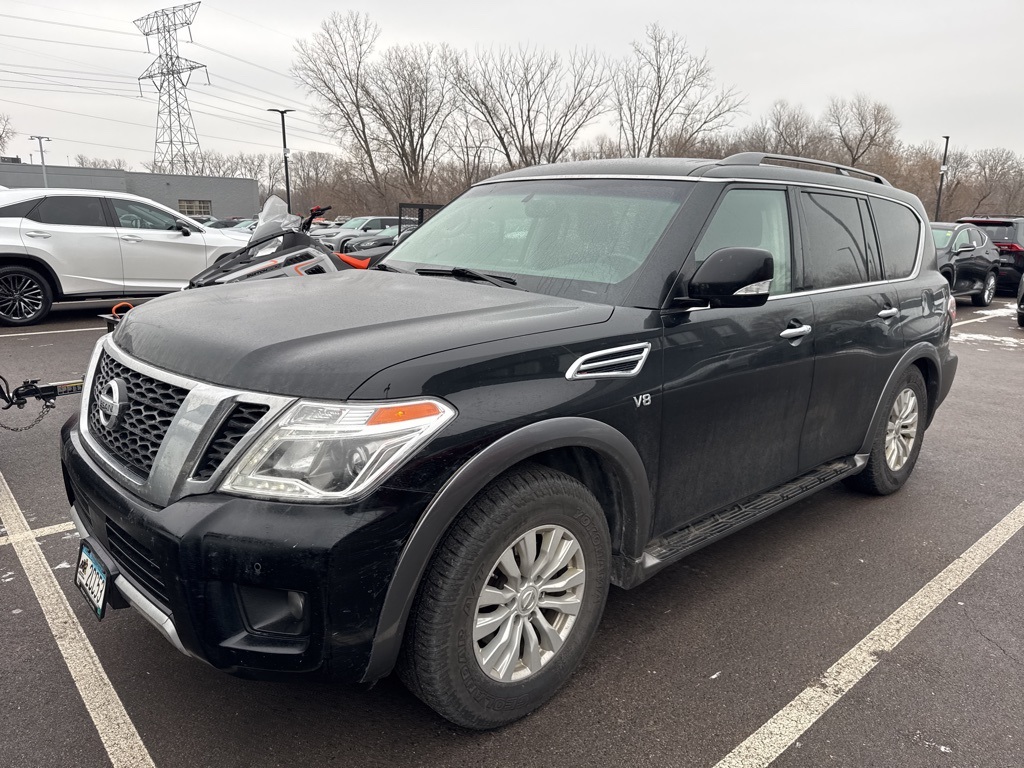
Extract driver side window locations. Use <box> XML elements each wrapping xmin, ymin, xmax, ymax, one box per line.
<box><xmin>693</xmin><ymin>189</ymin><xmax>793</xmax><ymax>295</ymax></box>
<box><xmin>110</xmin><ymin>199</ymin><xmax>178</xmax><ymax>231</ymax></box>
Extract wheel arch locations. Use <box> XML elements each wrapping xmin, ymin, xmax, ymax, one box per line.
<box><xmin>858</xmin><ymin>343</ymin><xmax>942</xmax><ymax>457</ymax></box>
<box><xmin>360</xmin><ymin>416</ymin><xmax>652</xmax><ymax>682</ymax></box>
<box><xmin>0</xmin><ymin>253</ymin><xmax>63</xmax><ymax>299</ymax></box>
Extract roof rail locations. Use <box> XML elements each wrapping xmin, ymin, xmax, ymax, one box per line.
<box><xmin>959</xmin><ymin>213</ymin><xmax>1024</xmax><ymax>220</ymax></box>
<box><xmin>718</xmin><ymin>152</ymin><xmax>891</xmax><ymax>186</ymax></box>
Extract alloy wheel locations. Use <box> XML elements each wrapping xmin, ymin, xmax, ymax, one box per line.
<box><xmin>885</xmin><ymin>388</ymin><xmax>919</xmax><ymax>471</ymax></box>
<box><xmin>984</xmin><ymin>274</ymin><xmax>996</xmax><ymax>304</ymax></box>
<box><xmin>0</xmin><ymin>273</ymin><xmax>44</xmax><ymax>322</ymax></box>
<box><xmin>473</xmin><ymin>524</ymin><xmax>586</xmax><ymax>682</ymax></box>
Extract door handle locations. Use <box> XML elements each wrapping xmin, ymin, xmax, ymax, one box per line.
<box><xmin>24</xmin><ymin>231</ymin><xmax>51</xmax><ymax>239</ymax></box>
<box><xmin>779</xmin><ymin>324</ymin><xmax>812</xmax><ymax>339</ymax></box>
<box><xmin>120</xmin><ymin>235</ymin><xmax>142</xmax><ymax>243</ymax></box>
<box><xmin>877</xmin><ymin>307</ymin><xmax>900</xmax><ymax>319</ymax></box>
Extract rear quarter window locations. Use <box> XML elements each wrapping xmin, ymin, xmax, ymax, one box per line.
<box><xmin>872</xmin><ymin>198</ymin><xmax>920</xmax><ymax>280</ymax></box>
<box><xmin>0</xmin><ymin>199</ymin><xmax>40</xmax><ymax>219</ymax></box>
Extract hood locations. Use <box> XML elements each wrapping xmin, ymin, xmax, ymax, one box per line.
<box><xmin>112</xmin><ymin>270</ymin><xmax>613</xmax><ymax>400</ymax></box>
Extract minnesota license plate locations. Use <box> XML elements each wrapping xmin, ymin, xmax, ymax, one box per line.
<box><xmin>75</xmin><ymin>540</ymin><xmax>110</xmax><ymax>620</ymax></box>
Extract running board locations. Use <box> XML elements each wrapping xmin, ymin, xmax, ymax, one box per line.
<box><xmin>632</xmin><ymin>456</ymin><xmax>865</xmax><ymax>584</ymax></box>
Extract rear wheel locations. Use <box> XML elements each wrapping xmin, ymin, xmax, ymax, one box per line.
<box><xmin>845</xmin><ymin>366</ymin><xmax>927</xmax><ymax>496</ymax></box>
<box><xmin>399</xmin><ymin>465</ymin><xmax>610</xmax><ymax>729</ymax></box>
<box><xmin>0</xmin><ymin>265</ymin><xmax>53</xmax><ymax>326</ymax></box>
<box><xmin>972</xmin><ymin>272</ymin><xmax>996</xmax><ymax>307</ymax></box>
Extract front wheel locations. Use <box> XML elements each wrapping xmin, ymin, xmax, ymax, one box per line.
<box><xmin>845</xmin><ymin>366</ymin><xmax>928</xmax><ymax>496</ymax></box>
<box><xmin>972</xmin><ymin>272</ymin><xmax>997</xmax><ymax>307</ymax></box>
<box><xmin>399</xmin><ymin>465</ymin><xmax>611</xmax><ymax>729</ymax></box>
<box><xmin>0</xmin><ymin>265</ymin><xmax>53</xmax><ymax>326</ymax></box>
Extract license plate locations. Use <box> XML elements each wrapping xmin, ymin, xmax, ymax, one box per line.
<box><xmin>75</xmin><ymin>540</ymin><xmax>110</xmax><ymax>620</ymax></box>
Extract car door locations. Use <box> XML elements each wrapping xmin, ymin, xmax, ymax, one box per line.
<box><xmin>657</xmin><ymin>186</ymin><xmax>815</xmax><ymax>531</ymax></box>
<box><xmin>797</xmin><ymin>191</ymin><xmax>906</xmax><ymax>470</ymax></box>
<box><xmin>20</xmin><ymin>195</ymin><xmax>124</xmax><ymax>296</ymax></box>
<box><xmin>108</xmin><ymin>198</ymin><xmax>210</xmax><ymax>292</ymax></box>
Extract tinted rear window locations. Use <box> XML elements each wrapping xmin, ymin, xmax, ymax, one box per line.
<box><xmin>0</xmin><ymin>199</ymin><xmax>40</xmax><ymax>219</ymax></box>
<box><xmin>27</xmin><ymin>196</ymin><xmax>107</xmax><ymax>227</ymax></box>
<box><xmin>973</xmin><ymin>223</ymin><xmax>1019</xmax><ymax>244</ymax></box>
<box><xmin>872</xmin><ymin>199</ymin><xmax>920</xmax><ymax>279</ymax></box>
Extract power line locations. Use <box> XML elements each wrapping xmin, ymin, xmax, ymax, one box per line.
<box><xmin>0</xmin><ymin>62</ymin><xmax>138</xmax><ymax>79</ymax></box>
<box><xmin>186</xmin><ymin>41</ymin><xmax>293</xmax><ymax>80</ymax></box>
<box><xmin>0</xmin><ymin>13</ymin><xmax>137</xmax><ymax>37</ymax></box>
<box><xmin>205</xmin><ymin>3</ymin><xmax>296</xmax><ymax>41</ymax></box>
<box><xmin>0</xmin><ymin>33</ymin><xmax>146</xmax><ymax>54</ymax></box>
<box><xmin>2</xmin><ymin>42</ymin><xmax>138</xmax><ymax>78</ymax></box>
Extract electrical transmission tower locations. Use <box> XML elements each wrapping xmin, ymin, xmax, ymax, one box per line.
<box><xmin>134</xmin><ymin>3</ymin><xmax>207</xmax><ymax>174</ymax></box>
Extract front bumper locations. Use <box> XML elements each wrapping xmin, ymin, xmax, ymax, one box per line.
<box><xmin>62</xmin><ymin>419</ymin><xmax>431</xmax><ymax>681</ymax></box>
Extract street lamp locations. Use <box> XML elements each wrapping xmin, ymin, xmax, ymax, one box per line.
<box><xmin>267</xmin><ymin>109</ymin><xmax>294</xmax><ymax>212</ymax></box>
<box><xmin>934</xmin><ymin>135</ymin><xmax>950</xmax><ymax>221</ymax></box>
<box><xmin>29</xmin><ymin>135</ymin><xmax>51</xmax><ymax>188</ymax></box>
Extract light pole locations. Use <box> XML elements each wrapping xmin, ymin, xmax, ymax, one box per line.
<box><xmin>934</xmin><ymin>135</ymin><xmax>950</xmax><ymax>221</ymax></box>
<box><xmin>29</xmin><ymin>135</ymin><xmax>51</xmax><ymax>188</ymax></box>
<box><xmin>267</xmin><ymin>109</ymin><xmax>294</xmax><ymax>212</ymax></box>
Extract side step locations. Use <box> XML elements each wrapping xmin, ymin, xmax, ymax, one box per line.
<box><xmin>637</xmin><ymin>456</ymin><xmax>864</xmax><ymax>582</ymax></box>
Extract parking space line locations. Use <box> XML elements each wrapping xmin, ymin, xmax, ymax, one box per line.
<box><xmin>714</xmin><ymin>498</ymin><xmax>1024</xmax><ymax>768</ymax></box>
<box><xmin>0</xmin><ymin>470</ymin><xmax>155</xmax><ymax>768</ymax></box>
<box><xmin>0</xmin><ymin>327</ymin><xmax>106</xmax><ymax>339</ymax></box>
<box><xmin>0</xmin><ymin>520</ymin><xmax>75</xmax><ymax>547</ymax></box>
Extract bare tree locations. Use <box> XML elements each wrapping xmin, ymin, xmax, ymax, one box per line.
<box><xmin>823</xmin><ymin>94</ymin><xmax>900</xmax><ymax>167</ymax></box>
<box><xmin>74</xmin><ymin>154</ymin><xmax>131</xmax><ymax>171</ymax></box>
<box><xmin>0</xmin><ymin>113</ymin><xmax>13</xmax><ymax>154</ymax></box>
<box><xmin>613</xmin><ymin>24</ymin><xmax>742</xmax><ymax>158</ymax></box>
<box><xmin>968</xmin><ymin>147</ymin><xmax>1023</xmax><ymax>214</ymax></box>
<box><xmin>455</xmin><ymin>45</ymin><xmax>610</xmax><ymax>168</ymax></box>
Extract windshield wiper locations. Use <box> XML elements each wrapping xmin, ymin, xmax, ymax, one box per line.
<box><xmin>415</xmin><ymin>267</ymin><xmax>522</xmax><ymax>290</ymax></box>
<box><xmin>375</xmin><ymin>262</ymin><xmax>409</xmax><ymax>273</ymax></box>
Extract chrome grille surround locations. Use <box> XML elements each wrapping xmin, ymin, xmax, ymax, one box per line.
<box><xmin>80</xmin><ymin>336</ymin><xmax>296</xmax><ymax>507</ymax></box>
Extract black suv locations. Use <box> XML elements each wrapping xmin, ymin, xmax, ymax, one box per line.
<box><xmin>931</xmin><ymin>222</ymin><xmax>1001</xmax><ymax>305</ymax></box>
<box><xmin>956</xmin><ymin>215</ymin><xmax>1024</xmax><ymax>291</ymax></box>
<box><xmin>61</xmin><ymin>153</ymin><xmax>957</xmax><ymax>730</ymax></box>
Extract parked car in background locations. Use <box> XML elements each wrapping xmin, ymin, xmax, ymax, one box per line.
<box><xmin>0</xmin><ymin>188</ymin><xmax>250</xmax><ymax>325</ymax></box>
<box><xmin>189</xmin><ymin>215</ymin><xmax>218</xmax><ymax>224</ymax></box>
<box><xmin>343</xmin><ymin>224</ymin><xmax>418</xmax><ymax>253</ymax></box>
<box><xmin>955</xmin><ymin>215</ymin><xmax>1024</xmax><ymax>292</ymax></box>
<box><xmin>319</xmin><ymin>216</ymin><xmax>415</xmax><ymax>252</ymax></box>
<box><xmin>230</xmin><ymin>219</ymin><xmax>258</xmax><ymax>231</ymax></box>
<box><xmin>931</xmin><ymin>222</ymin><xmax>1001</xmax><ymax>306</ymax></box>
<box><xmin>208</xmin><ymin>218</ymin><xmax>245</xmax><ymax>229</ymax></box>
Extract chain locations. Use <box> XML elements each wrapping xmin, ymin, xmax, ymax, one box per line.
<box><xmin>0</xmin><ymin>402</ymin><xmax>54</xmax><ymax>432</ymax></box>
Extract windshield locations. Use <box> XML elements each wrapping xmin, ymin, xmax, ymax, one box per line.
<box><xmin>931</xmin><ymin>228</ymin><xmax>953</xmax><ymax>249</ymax></box>
<box><xmin>341</xmin><ymin>217</ymin><xmax>370</xmax><ymax>230</ymax></box>
<box><xmin>386</xmin><ymin>178</ymin><xmax>692</xmax><ymax>305</ymax></box>
<box><xmin>375</xmin><ymin>226</ymin><xmax>401</xmax><ymax>238</ymax></box>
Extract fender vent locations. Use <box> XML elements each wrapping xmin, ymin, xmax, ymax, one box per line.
<box><xmin>565</xmin><ymin>342</ymin><xmax>652</xmax><ymax>380</ymax></box>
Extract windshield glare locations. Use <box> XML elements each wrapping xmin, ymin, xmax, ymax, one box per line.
<box><xmin>386</xmin><ymin>178</ymin><xmax>692</xmax><ymax>305</ymax></box>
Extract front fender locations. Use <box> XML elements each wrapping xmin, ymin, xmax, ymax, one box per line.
<box><xmin>360</xmin><ymin>416</ymin><xmax>651</xmax><ymax>682</ymax></box>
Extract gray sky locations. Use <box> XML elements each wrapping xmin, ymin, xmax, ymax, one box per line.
<box><xmin>1</xmin><ymin>0</ymin><xmax>1020</xmax><ymax>169</ymax></box>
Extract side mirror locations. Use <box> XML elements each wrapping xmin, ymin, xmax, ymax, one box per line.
<box><xmin>954</xmin><ymin>242</ymin><xmax>973</xmax><ymax>253</ymax></box>
<box><xmin>177</xmin><ymin>224</ymin><xmax>191</xmax><ymax>237</ymax></box>
<box><xmin>685</xmin><ymin>247</ymin><xmax>774</xmax><ymax>308</ymax></box>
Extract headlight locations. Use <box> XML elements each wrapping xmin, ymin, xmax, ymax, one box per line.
<box><xmin>220</xmin><ymin>398</ymin><xmax>456</xmax><ymax>502</ymax></box>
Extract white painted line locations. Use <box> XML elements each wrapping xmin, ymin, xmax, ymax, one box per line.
<box><xmin>0</xmin><ymin>520</ymin><xmax>76</xmax><ymax>547</ymax></box>
<box><xmin>0</xmin><ymin>326</ymin><xmax>106</xmax><ymax>339</ymax></box>
<box><xmin>0</xmin><ymin>470</ymin><xmax>155</xmax><ymax>768</ymax></box>
<box><xmin>715</xmin><ymin>498</ymin><xmax>1024</xmax><ymax>768</ymax></box>
<box><xmin>952</xmin><ymin>316</ymin><xmax>993</xmax><ymax>328</ymax></box>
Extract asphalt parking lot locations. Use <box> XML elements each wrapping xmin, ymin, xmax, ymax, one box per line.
<box><xmin>1</xmin><ymin>297</ymin><xmax>1022</xmax><ymax>768</ymax></box>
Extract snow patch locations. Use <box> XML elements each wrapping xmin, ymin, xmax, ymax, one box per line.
<box><xmin>951</xmin><ymin>332</ymin><xmax>1024</xmax><ymax>349</ymax></box>
<box><xmin>52</xmin><ymin>561</ymin><xmax>71</xmax><ymax>570</ymax></box>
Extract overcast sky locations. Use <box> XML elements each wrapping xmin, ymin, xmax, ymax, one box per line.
<box><xmin>1</xmin><ymin>0</ymin><xmax>1020</xmax><ymax>170</ymax></box>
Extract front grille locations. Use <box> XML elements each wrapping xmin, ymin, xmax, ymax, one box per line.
<box><xmin>192</xmin><ymin>403</ymin><xmax>269</xmax><ymax>481</ymax></box>
<box><xmin>88</xmin><ymin>351</ymin><xmax>189</xmax><ymax>479</ymax></box>
<box><xmin>105</xmin><ymin>520</ymin><xmax>169</xmax><ymax>608</ymax></box>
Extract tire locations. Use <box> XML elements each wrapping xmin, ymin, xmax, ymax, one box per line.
<box><xmin>972</xmin><ymin>272</ymin><xmax>997</xmax><ymax>307</ymax></box>
<box><xmin>0</xmin><ymin>265</ymin><xmax>53</xmax><ymax>326</ymax></box>
<box><xmin>399</xmin><ymin>464</ymin><xmax>611</xmax><ymax>730</ymax></box>
<box><xmin>845</xmin><ymin>366</ymin><xmax>928</xmax><ymax>496</ymax></box>
<box><xmin>1018</xmin><ymin>313</ymin><xmax>1024</xmax><ymax>328</ymax></box>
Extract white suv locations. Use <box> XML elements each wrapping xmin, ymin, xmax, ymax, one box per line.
<box><xmin>0</xmin><ymin>189</ymin><xmax>251</xmax><ymax>325</ymax></box>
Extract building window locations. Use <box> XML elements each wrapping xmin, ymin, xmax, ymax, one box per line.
<box><xmin>178</xmin><ymin>199</ymin><xmax>212</xmax><ymax>217</ymax></box>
